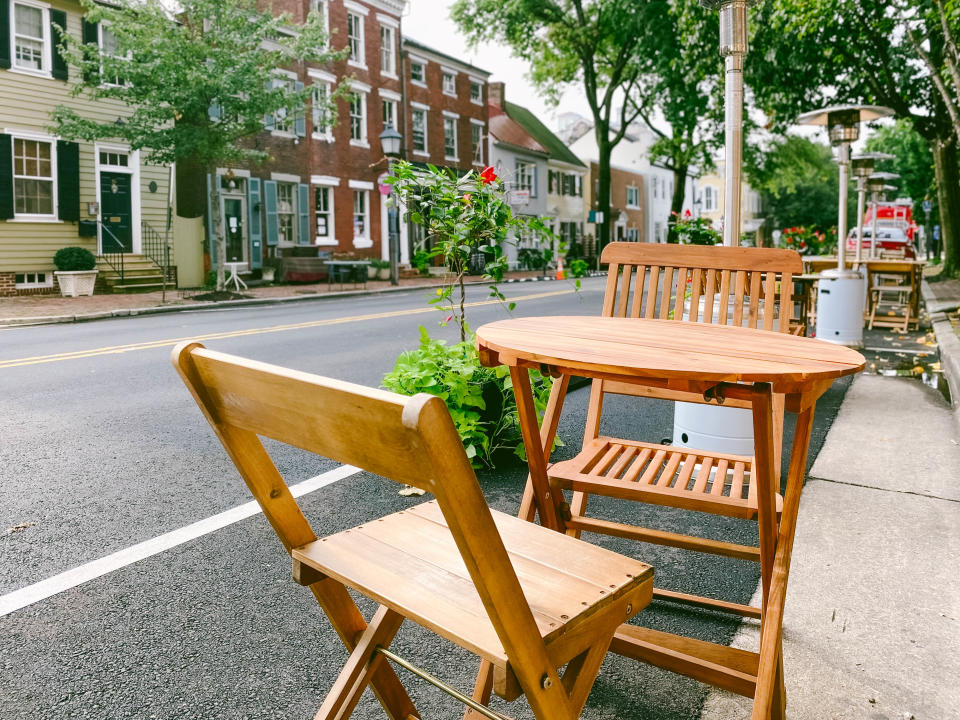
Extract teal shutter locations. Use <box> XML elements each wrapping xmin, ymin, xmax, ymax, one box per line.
<box><xmin>208</xmin><ymin>101</ymin><xmax>222</xmax><ymax>122</ymax></box>
<box><xmin>297</xmin><ymin>183</ymin><xmax>309</xmax><ymax>244</ymax></box>
<box><xmin>248</xmin><ymin>177</ymin><xmax>262</xmax><ymax>268</ymax></box>
<box><xmin>205</xmin><ymin>174</ymin><xmax>221</xmax><ymax>262</ymax></box>
<box><xmin>263</xmin><ymin>180</ymin><xmax>278</xmax><ymax>246</ymax></box>
<box><xmin>294</xmin><ymin>81</ymin><xmax>306</xmax><ymax>137</ymax></box>
<box><xmin>0</xmin><ymin>0</ymin><xmax>10</xmax><ymax>69</ymax></box>
<box><xmin>0</xmin><ymin>134</ymin><xmax>12</xmax><ymax>219</ymax></box>
<box><xmin>50</xmin><ymin>9</ymin><xmax>68</xmax><ymax>80</ymax></box>
<box><xmin>56</xmin><ymin>141</ymin><xmax>79</xmax><ymax>221</ymax></box>
<box><xmin>81</xmin><ymin>20</ymin><xmax>99</xmax><ymax>84</ymax></box>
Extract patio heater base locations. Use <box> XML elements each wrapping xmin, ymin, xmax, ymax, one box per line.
<box><xmin>673</xmin><ymin>402</ymin><xmax>755</xmax><ymax>457</ymax></box>
<box><xmin>816</xmin><ymin>268</ymin><xmax>866</xmax><ymax>347</ymax></box>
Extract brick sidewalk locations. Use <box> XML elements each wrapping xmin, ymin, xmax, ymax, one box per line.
<box><xmin>0</xmin><ymin>270</ymin><xmax>553</xmax><ymax>324</ymax></box>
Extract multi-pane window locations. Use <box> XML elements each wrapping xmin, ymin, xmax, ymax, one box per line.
<box><xmin>349</xmin><ymin>93</ymin><xmax>366</xmax><ymax>143</ymax></box>
<box><xmin>380</xmin><ymin>25</ymin><xmax>395</xmax><ymax>75</ymax></box>
<box><xmin>626</xmin><ymin>185</ymin><xmax>640</xmax><ymax>208</ymax></box>
<box><xmin>13</xmin><ymin>138</ymin><xmax>54</xmax><ymax>216</ymax></box>
<box><xmin>470</xmin><ymin>80</ymin><xmax>482</xmax><ymax>104</ymax></box>
<box><xmin>471</xmin><ymin>123</ymin><xmax>483</xmax><ymax>164</ymax></box>
<box><xmin>99</xmin><ymin>151</ymin><xmax>128</xmax><ymax>167</ymax></box>
<box><xmin>703</xmin><ymin>186</ymin><xmax>716</xmax><ymax>211</ymax></box>
<box><xmin>100</xmin><ymin>25</ymin><xmax>127</xmax><ymax>86</ymax></box>
<box><xmin>412</xmin><ymin>108</ymin><xmax>427</xmax><ymax>153</ymax></box>
<box><xmin>314</xmin><ymin>0</ymin><xmax>329</xmax><ymax>45</ymax></box>
<box><xmin>353</xmin><ymin>191</ymin><xmax>368</xmax><ymax>241</ymax></box>
<box><xmin>277</xmin><ymin>182</ymin><xmax>297</xmax><ymax>244</ymax></box>
<box><xmin>315</xmin><ymin>186</ymin><xmax>332</xmax><ymax>242</ymax></box>
<box><xmin>515</xmin><ymin>160</ymin><xmax>536</xmax><ymax>197</ymax></box>
<box><xmin>272</xmin><ymin>76</ymin><xmax>294</xmax><ymax>134</ymax></box>
<box><xmin>410</xmin><ymin>61</ymin><xmax>425</xmax><ymax>84</ymax></box>
<box><xmin>562</xmin><ymin>173</ymin><xmax>580</xmax><ymax>196</ymax></box>
<box><xmin>14</xmin><ymin>272</ymin><xmax>51</xmax><ymax>288</ymax></box>
<box><xmin>627</xmin><ymin>227</ymin><xmax>640</xmax><ymax>242</ymax></box>
<box><xmin>382</xmin><ymin>99</ymin><xmax>397</xmax><ymax>129</ymax></box>
<box><xmin>443</xmin><ymin>117</ymin><xmax>457</xmax><ymax>159</ymax></box>
<box><xmin>347</xmin><ymin>12</ymin><xmax>364</xmax><ymax>65</ymax></box>
<box><xmin>13</xmin><ymin>2</ymin><xmax>46</xmax><ymax>72</ymax></box>
<box><xmin>313</xmin><ymin>83</ymin><xmax>331</xmax><ymax>139</ymax></box>
<box><xmin>442</xmin><ymin>72</ymin><xmax>456</xmax><ymax>96</ymax></box>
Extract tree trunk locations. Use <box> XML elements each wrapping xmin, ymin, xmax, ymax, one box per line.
<box><xmin>595</xmin><ymin>128</ymin><xmax>613</xmax><ymax>258</ymax></box>
<box><xmin>667</xmin><ymin>164</ymin><xmax>689</xmax><ymax>244</ymax></box>
<box><xmin>208</xmin><ymin>171</ymin><xmax>226</xmax><ymax>292</ymax></box>
<box><xmin>932</xmin><ymin>136</ymin><xmax>960</xmax><ymax>277</ymax></box>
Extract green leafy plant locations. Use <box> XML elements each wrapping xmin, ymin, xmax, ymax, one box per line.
<box><xmin>670</xmin><ymin>211</ymin><xmax>720</xmax><ymax>245</ymax></box>
<box><xmin>569</xmin><ymin>258</ymin><xmax>589</xmax><ymax>278</ymax></box>
<box><xmin>412</xmin><ymin>250</ymin><xmax>432</xmax><ymax>275</ymax></box>
<box><xmin>53</xmin><ymin>247</ymin><xmax>97</xmax><ymax>271</ymax></box>
<box><xmin>369</xmin><ymin>258</ymin><xmax>391</xmax><ymax>270</ymax></box>
<box><xmin>382</xmin><ymin>327</ymin><xmax>558</xmax><ymax>468</ymax></box>
<box><xmin>779</xmin><ymin>226</ymin><xmax>836</xmax><ymax>256</ymax></box>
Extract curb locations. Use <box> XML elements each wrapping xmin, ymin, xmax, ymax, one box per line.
<box><xmin>922</xmin><ymin>281</ymin><xmax>960</xmax><ymax>427</ymax></box>
<box><xmin>0</xmin><ymin>272</ymin><xmax>598</xmax><ymax>329</ymax></box>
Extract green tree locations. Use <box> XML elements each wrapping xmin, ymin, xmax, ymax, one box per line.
<box><xmin>864</xmin><ymin>119</ymin><xmax>938</xmax><ymax>222</ymax></box>
<box><xmin>451</xmin><ymin>0</ymin><xmax>658</xmax><ymax>249</ymax></box>
<box><xmin>748</xmin><ymin>0</ymin><xmax>960</xmax><ymax>276</ymax></box>
<box><xmin>52</xmin><ymin>0</ymin><xmax>343</xmax><ymax>290</ymax></box>
<box><xmin>629</xmin><ymin>0</ymin><xmax>724</xmax><ymax>242</ymax></box>
<box><xmin>747</xmin><ymin>135</ymin><xmax>840</xmax><ymax>232</ymax></box>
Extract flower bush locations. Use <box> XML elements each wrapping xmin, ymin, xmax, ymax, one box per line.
<box><xmin>779</xmin><ymin>226</ymin><xmax>837</xmax><ymax>256</ymax></box>
<box><xmin>669</xmin><ymin>210</ymin><xmax>720</xmax><ymax>245</ymax></box>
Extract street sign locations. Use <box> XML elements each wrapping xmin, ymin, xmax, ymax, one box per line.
<box><xmin>510</xmin><ymin>189</ymin><xmax>530</xmax><ymax>206</ymax></box>
<box><xmin>923</xmin><ymin>199</ymin><xmax>932</xmax><ymax>213</ymax></box>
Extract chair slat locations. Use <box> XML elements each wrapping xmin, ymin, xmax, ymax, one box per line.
<box><xmin>673</xmin><ymin>267</ymin><xmax>689</xmax><ymax>320</ymax></box>
<box><xmin>718</xmin><ymin>270</ymin><xmax>731</xmax><ymax>325</ymax></box>
<box><xmin>779</xmin><ymin>272</ymin><xmax>793</xmax><ymax>333</ymax></box>
<box><xmin>689</xmin><ymin>268</ymin><xmax>703</xmax><ymax>322</ymax></box>
<box><xmin>763</xmin><ymin>272</ymin><xmax>777</xmax><ymax>331</ymax></box>
<box><xmin>703</xmin><ymin>269</ymin><xmax>717</xmax><ymax>324</ymax></box>
<box><xmin>602</xmin><ymin>264</ymin><xmax>620</xmax><ymax>317</ymax></box>
<box><xmin>616</xmin><ymin>265</ymin><xmax>633</xmax><ymax>318</ymax></box>
<box><xmin>733</xmin><ymin>271</ymin><xmax>746</xmax><ymax>327</ymax></box>
<box><xmin>639</xmin><ymin>449</ymin><xmax>667</xmax><ymax>485</ymax></box>
<box><xmin>646</xmin><ymin>266</ymin><xmax>661</xmax><ymax>319</ymax></box>
<box><xmin>622</xmin><ymin>447</ymin><xmax>654</xmax><ymax>483</ymax></box>
<box><xmin>692</xmin><ymin>457</ymin><xmax>713</xmax><ymax>494</ymax></box>
<box><xmin>748</xmin><ymin>272</ymin><xmax>761</xmax><ymax>328</ymax></box>
<box><xmin>630</xmin><ymin>264</ymin><xmax>647</xmax><ymax>318</ymax></box>
<box><xmin>675</xmin><ymin>454</ymin><xmax>697</xmax><ymax>492</ymax></box>
<box><xmin>658</xmin><ymin>267</ymin><xmax>675</xmax><ymax>320</ymax></box>
<box><xmin>657</xmin><ymin>451</ymin><xmax>683</xmax><ymax>486</ymax></box>
<box><xmin>730</xmin><ymin>462</ymin><xmax>746</xmax><ymax>500</ymax></box>
<box><xmin>711</xmin><ymin>459</ymin><xmax>730</xmax><ymax>496</ymax></box>
<box><xmin>607</xmin><ymin>445</ymin><xmax>639</xmax><ymax>479</ymax></box>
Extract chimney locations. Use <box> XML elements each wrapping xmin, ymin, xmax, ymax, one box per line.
<box><xmin>488</xmin><ymin>81</ymin><xmax>505</xmax><ymax>108</ymax></box>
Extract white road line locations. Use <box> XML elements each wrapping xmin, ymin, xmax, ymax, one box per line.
<box><xmin>0</xmin><ymin>464</ymin><xmax>362</xmax><ymax>618</ymax></box>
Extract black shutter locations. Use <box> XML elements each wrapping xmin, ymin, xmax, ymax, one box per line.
<box><xmin>0</xmin><ymin>0</ymin><xmax>11</xmax><ymax>69</ymax></box>
<box><xmin>57</xmin><ymin>141</ymin><xmax>80</xmax><ymax>221</ymax></box>
<box><xmin>50</xmin><ymin>9</ymin><xmax>68</xmax><ymax>81</ymax></box>
<box><xmin>0</xmin><ymin>134</ymin><xmax>13</xmax><ymax>220</ymax></box>
<box><xmin>81</xmin><ymin>19</ymin><xmax>98</xmax><ymax>84</ymax></box>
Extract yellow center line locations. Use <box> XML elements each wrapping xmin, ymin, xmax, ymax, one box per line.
<box><xmin>0</xmin><ymin>288</ymin><xmax>576</xmax><ymax>370</ymax></box>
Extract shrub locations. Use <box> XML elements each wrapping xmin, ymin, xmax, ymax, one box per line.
<box><xmin>569</xmin><ymin>258</ymin><xmax>589</xmax><ymax>278</ymax></box>
<box><xmin>412</xmin><ymin>250</ymin><xmax>431</xmax><ymax>275</ymax></box>
<box><xmin>382</xmin><ymin>327</ymin><xmax>558</xmax><ymax>468</ymax></box>
<box><xmin>53</xmin><ymin>247</ymin><xmax>96</xmax><ymax>271</ymax></box>
<box><xmin>779</xmin><ymin>226</ymin><xmax>837</xmax><ymax>256</ymax></box>
<box><xmin>669</xmin><ymin>212</ymin><xmax>720</xmax><ymax>245</ymax></box>
<box><xmin>369</xmin><ymin>258</ymin><xmax>391</xmax><ymax>269</ymax></box>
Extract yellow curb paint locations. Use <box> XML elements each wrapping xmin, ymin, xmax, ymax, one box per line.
<box><xmin>0</xmin><ymin>288</ymin><xmax>575</xmax><ymax>370</ymax></box>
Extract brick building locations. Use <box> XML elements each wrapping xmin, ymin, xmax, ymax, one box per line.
<box><xmin>188</xmin><ymin>2</ymin><xmax>492</xmax><ymax>280</ymax></box>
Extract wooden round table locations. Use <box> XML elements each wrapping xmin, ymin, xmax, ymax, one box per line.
<box><xmin>475</xmin><ymin>316</ymin><xmax>864</xmax><ymax>720</ymax></box>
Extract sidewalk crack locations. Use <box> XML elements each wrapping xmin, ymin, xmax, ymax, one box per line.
<box><xmin>806</xmin><ymin>476</ymin><xmax>960</xmax><ymax>504</ymax></box>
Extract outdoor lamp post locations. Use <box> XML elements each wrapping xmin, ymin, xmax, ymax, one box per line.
<box><xmin>379</xmin><ymin>126</ymin><xmax>402</xmax><ymax>286</ymax></box>
<box><xmin>866</xmin><ymin>172</ymin><xmax>899</xmax><ymax>259</ymax></box>
<box><xmin>699</xmin><ymin>0</ymin><xmax>757</xmax><ymax>247</ymax></box>
<box><xmin>851</xmin><ymin>153</ymin><xmax>895</xmax><ymax>265</ymax></box>
<box><xmin>795</xmin><ymin>104</ymin><xmax>894</xmax><ymax>346</ymax></box>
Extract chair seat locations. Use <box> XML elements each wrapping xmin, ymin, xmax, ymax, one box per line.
<box><xmin>293</xmin><ymin>500</ymin><xmax>653</xmax><ymax>669</ymax></box>
<box><xmin>549</xmin><ymin>438</ymin><xmax>783</xmax><ymax>520</ymax></box>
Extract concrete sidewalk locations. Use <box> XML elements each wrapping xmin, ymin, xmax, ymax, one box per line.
<box><xmin>702</xmin><ymin>374</ymin><xmax>960</xmax><ymax>719</ymax></box>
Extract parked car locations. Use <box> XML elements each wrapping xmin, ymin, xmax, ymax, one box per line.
<box><xmin>846</xmin><ymin>225</ymin><xmax>916</xmax><ymax>259</ymax></box>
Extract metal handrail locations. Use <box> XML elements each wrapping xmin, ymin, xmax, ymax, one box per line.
<box><xmin>141</xmin><ymin>219</ymin><xmax>173</xmax><ymax>283</ymax></box>
<box><xmin>97</xmin><ymin>222</ymin><xmax>127</xmax><ymax>283</ymax></box>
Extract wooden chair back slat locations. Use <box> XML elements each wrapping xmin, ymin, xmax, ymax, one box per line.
<box><xmin>658</xmin><ymin>267</ymin><xmax>674</xmax><ymax>319</ymax></box>
<box><xmin>717</xmin><ymin>270</ymin><xmax>731</xmax><ymax>325</ymax></box>
<box><xmin>616</xmin><ymin>265</ymin><xmax>633</xmax><ymax>317</ymax></box>
<box><xmin>601</xmin><ymin>264</ymin><xmax>620</xmax><ymax>316</ymax></box>
<box><xmin>778</xmin><ymin>273</ymin><xmax>793</xmax><ymax>333</ymax></box>
<box><xmin>763</xmin><ymin>272</ymin><xmax>777</xmax><ymax>331</ymax></box>
<box><xmin>703</xmin><ymin>268</ymin><xmax>717</xmax><ymax>324</ymax></box>
<box><xmin>672</xmin><ymin>267</ymin><xmax>689</xmax><ymax>320</ymax></box>
<box><xmin>645</xmin><ymin>266</ymin><xmax>661</xmax><ymax>318</ymax></box>
<box><xmin>748</xmin><ymin>271</ymin><xmax>762</xmax><ymax>328</ymax></box>
<box><xmin>732</xmin><ymin>270</ymin><xmax>747</xmax><ymax>326</ymax></box>
<box><xmin>689</xmin><ymin>268</ymin><xmax>703</xmax><ymax>321</ymax></box>
<box><xmin>173</xmin><ymin>342</ymin><xmax>559</xmax><ymax>686</ymax></box>
<box><xmin>631</xmin><ymin>263</ymin><xmax>647</xmax><ymax>318</ymax></box>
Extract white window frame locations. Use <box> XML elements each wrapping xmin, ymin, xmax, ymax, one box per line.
<box><xmin>379</xmin><ymin>22</ymin><xmax>396</xmax><ymax>78</ymax></box>
<box><xmin>442</xmin><ymin>112</ymin><xmax>458</xmax><ymax>162</ymax></box>
<box><xmin>276</xmin><ymin>180</ymin><xmax>299</xmax><ymax>246</ymax></box>
<box><xmin>515</xmin><ymin>160</ymin><xmax>537</xmax><ymax>198</ymax></box>
<box><xmin>270</xmin><ymin>70</ymin><xmax>297</xmax><ymax>137</ymax></box>
<box><xmin>470</xmin><ymin>119</ymin><xmax>484</xmax><ymax>166</ymax></box>
<box><xmin>626</xmin><ymin>185</ymin><xmax>640</xmax><ymax>209</ymax></box>
<box><xmin>11</xmin><ymin>0</ymin><xmax>50</xmax><ymax>77</ymax></box>
<box><xmin>309</xmin><ymin>68</ymin><xmax>336</xmax><ymax>142</ymax></box>
<box><xmin>14</xmin><ymin>271</ymin><xmax>54</xmax><ymax>289</ymax></box>
<box><xmin>627</xmin><ymin>227</ymin><xmax>640</xmax><ymax>242</ymax></box>
<box><xmin>98</xmin><ymin>22</ymin><xmax>131</xmax><ymax>88</ymax></box>
<box><xmin>352</xmin><ymin>188</ymin><xmax>371</xmax><ymax>248</ymax></box>
<box><xmin>469</xmin><ymin>76</ymin><xmax>484</xmax><ymax>105</ymax></box>
<box><xmin>411</xmin><ymin>104</ymin><xmax>429</xmax><ymax>157</ymax></box>
<box><xmin>11</xmin><ymin>132</ymin><xmax>57</xmax><ymax>220</ymax></box>
<box><xmin>441</xmin><ymin>66</ymin><xmax>458</xmax><ymax>97</ymax></box>
<box><xmin>704</xmin><ymin>186</ymin><xmax>716</xmax><ymax>212</ymax></box>
<box><xmin>382</xmin><ymin>98</ymin><xmax>397</xmax><ymax>130</ymax></box>
<box><xmin>346</xmin><ymin>8</ymin><xmax>366</xmax><ymax>69</ymax></box>
<box><xmin>348</xmin><ymin>81</ymin><xmax>370</xmax><ymax>147</ymax></box>
<box><xmin>314</xmin><ymin>0</ymin><xmax>330</xmax><ymax>48</ymax></box>
<box><xmin>313</xmin><ymin>182</ymin><xmax>336</xmax><ymax>246</ymax></box>
<box><xmin>408</xmin><ymin>54</ymin><xmax>428</xmax><ymax>87</ymax></box>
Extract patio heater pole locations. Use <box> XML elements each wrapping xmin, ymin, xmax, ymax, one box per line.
<box><xmin>700</xmin><ymin>0</ymin><xmax>752</xmax><ymax>247</ymax></box>
<box><xmin>866</xmin><ymin>172</ymin><xmax>899</xmax><ymax>259</ymax></box>
<box><xmin>851</xmin><ymin>154</ymin><xmax>894</xmax><ymax>265</ymax></box>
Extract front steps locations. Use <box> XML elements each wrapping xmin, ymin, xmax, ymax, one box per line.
<box><xmin>96</xmin><ymin>254</ymin><xmax>172</xmax><ymax>293</ymax></box>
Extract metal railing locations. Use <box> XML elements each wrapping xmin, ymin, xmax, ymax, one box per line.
<box><xmin>97</xmin><ymin>222</ymin><xmax>127</xmax><ymax>283</ymax></box>
<box><xmin>141</xmin><ymin>220</ymin><xmax>173</xmax><ymax>283</ymax></box>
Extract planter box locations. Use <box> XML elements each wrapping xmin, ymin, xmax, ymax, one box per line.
<box><xmin>377</xmin><ymin>267</ymin><xmax>391</xmax><ymax>280</ymax></box>
<box><xmin>55</xmin><ymin>270</ymin><xmax>98</xmax><ymax>297</ymax></box>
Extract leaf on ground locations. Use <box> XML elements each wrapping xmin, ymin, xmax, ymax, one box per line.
<box><xmin>398</xmin><ymin>484</ymin><xmax>426</xmax><ymax>497</ymax></box>
<box><xmin>5</xmin><ymin>521</ymin><xmax>35</xmax><ymax>535</ymax></box>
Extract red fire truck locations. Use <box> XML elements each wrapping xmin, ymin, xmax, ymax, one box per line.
<box><xmin>846</xmin><ymin>199</ymin><xmax>918</xmax><ymax>257</ymax></box>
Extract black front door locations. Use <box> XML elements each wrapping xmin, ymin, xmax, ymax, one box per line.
<box><xmin>223</xmin><ymin>197</ymin><xmax>246</xmax><ymax>262</ymax></box>
<box><xmin>100</xmin><ymin>172</ymin><xmax>132</xmax><ymax>253</ymax></box>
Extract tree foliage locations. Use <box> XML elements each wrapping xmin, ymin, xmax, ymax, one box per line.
<box><xmin>864</xmin><ymin>119</ymin><xmax>938</xmax><ymax>220</ymax></box>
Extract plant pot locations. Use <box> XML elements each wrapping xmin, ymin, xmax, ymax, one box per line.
<box><xmin>368</xmin><ymin>265</ymin><xmax>378</xmax><ymax>279</ymax></box>
<box><xmin>378</xmin><ymin>267</ymin><xmax>391</xmax><ymax>280</ymax></box>
<box><xmin>55</xmin><ymin>270</ymin><xmax>98</xmax><ymax>297</ymax></box>
<box><xmin>261</xmin><ymin>267</ymin><xmax>276</xmax><ymax>282</ymax></box>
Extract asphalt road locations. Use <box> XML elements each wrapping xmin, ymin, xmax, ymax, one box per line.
<box><xmin>0</xmin><ymin>277</ymin><xmax>851</xmax><ymax>720</ymax></box>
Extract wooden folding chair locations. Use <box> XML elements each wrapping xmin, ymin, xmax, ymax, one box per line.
<box><xmin>172</xmin><ymin>341</ymin><xmax>654</xmax><ymax>720</ymax></box>
<box><xmin>524</xmin><ymin>243</ymin><xmax>803</xmax><ymax>620</ymax></box>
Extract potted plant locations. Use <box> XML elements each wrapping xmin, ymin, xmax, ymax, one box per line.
<box><xmin>53</xmin><ymin>247</ymin><xmax>98</xmax><ymax>297</ymax></box>
<box><xmin>371</xmin><ymin>258</ymin><xmax>391</xmax><ymax>280</ymax></box>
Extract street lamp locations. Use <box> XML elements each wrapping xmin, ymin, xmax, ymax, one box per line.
<box><xmin>379</xmin><ymin>126</ymin><xmax>403</xmax><ymax>286</ymax></box>
<box><xmin>866</xmin><ymin>172</ymin><xmax>899</xmax><ymax>259</ymax></box>
<box><xmin>699</xmin><ymin>0</ymin><xmax>757</xmax><ymax>247</ymax></box>
<box><xmin>796</xmin><ymin>104</ymin><xmax>894</xmax><ymax>346</ymax></box>
<box><xmin>851</xmin><ymin>152</ymin><xmax>894</xmax><ymax>264</ymax></box>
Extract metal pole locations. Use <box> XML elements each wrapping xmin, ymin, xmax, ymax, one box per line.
<box><xmin>387</xmin><ymin>157</ymin><xmax>399</xmax><ymax>286</ymax></box>
<box><xmin>855</xmin><ymin>176</ymin><xmax>866</xmax><ymax>266</ymax></box>
<box><xmin>870</xmin><ymin>192</ymin><xmax>879</xmax><ymax>259</ymax></box>
<box><xmin>836</xmin><ymin>143</ymin><xmax>850</xmax><ymax>269</ymax></box>
<box><xmin>717</xmin><ymin>0</ymin><xmax>748</xmax><ymax>247</ymax></box>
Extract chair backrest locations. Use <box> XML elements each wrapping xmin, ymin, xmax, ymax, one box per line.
<box><xmin>171</xmin><ymin>341</ymin><xmax>552</xmax><ymax>673</ymax></box>
<box><xmin>584</xmin><ymin>243</ymin><xmax>803</xmax><ymax>441</ymax></box>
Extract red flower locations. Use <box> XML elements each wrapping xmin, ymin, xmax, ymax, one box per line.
<box><xmin>683</xmin><ymin>209</ymin><xmax>692</xmax><ymax>218</ymax></box>
<box><xmin>480</xmin><ymin>166</ymin><xmax>497</xmax><ymax>185</ymax></box>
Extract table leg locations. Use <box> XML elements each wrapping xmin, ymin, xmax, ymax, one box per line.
<box><xmin>509</xmin><ymin>366</ymin><xmax>564</xmax><ymax>532</ymax></box>
<box><xmin>517</xmin><ymin>374</ymin><xmax>570</xmax><ymax>523</ymax></box>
